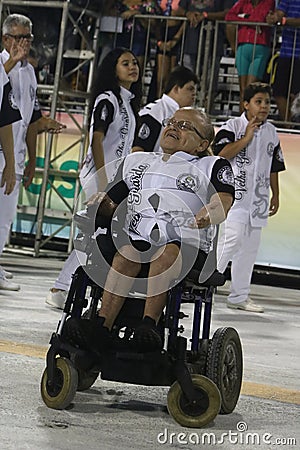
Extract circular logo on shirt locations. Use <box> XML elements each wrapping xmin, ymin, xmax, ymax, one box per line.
<box><xmin>275</xmin><ymin>147</ymin><xmax>284</xmax><ymax>163</ymax></box>
<box><xmin>267</xmin><ymin>142</ymin><xmax>274</xmax><ymax>156</ymax></box>
<box><xmin>176</xmin><ymin>173</ymin><xmax>200</xmax><ymax>193</ymax></box>
<box><xmin>8</xmin><ymin>90</ymin><xmax>19</xmax><ymax>110</ymax></box>
<box><xmin>138</xmin><ymin>123</ymin><xmax>150</xmax><ymax>140</ymax></box>
<box><xmin>217</xmin><ymin>166</ymin><xmax>235</xmax><ymax>186</ymax></box>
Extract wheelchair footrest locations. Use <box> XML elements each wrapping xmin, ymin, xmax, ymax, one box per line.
<box><xmin>100</xmin><ymin>350</ymin><xmax>175</xmax><ymax>386</ymax></box>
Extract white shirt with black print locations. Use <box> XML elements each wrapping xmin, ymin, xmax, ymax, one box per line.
<box><xmin>133</xmin><ymin>94</ymin><xmax>180</xmax><ymax>153</ymax></box>
<box><xmin>0</xmin><ymin>50</ymin><xmax>42</xmax><ymax>175</ymax></box>
<box><xmin>107</xmin><ymin>152</ymin><xmax>235</xmax><ymax>253</ymax></box>
<box><xmin>80</xmin><ymin>86</ymin><xmax>136</xmax><ymax>188</ymax></box>
<box><xmin>213</xmin><ymin>113</ymin><xmax>285</xmax><ymax>227</ymax></box>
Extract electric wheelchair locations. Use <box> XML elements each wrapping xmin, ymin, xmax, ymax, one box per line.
<box><xmin>41</xmin><ymin>206</ymin><xmax>243</xmax><ymax>428</ymax></box>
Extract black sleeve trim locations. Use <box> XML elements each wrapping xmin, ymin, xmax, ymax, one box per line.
<box><xmin>271</xmin><ymin>142</ymin><xmax>286</xmax><ymax>173</ymax></box>
<box><xmin>105</xmin><ymin>160</ymin><xmax>129</xmax><ymax>204</ymax></box>
<box><xmin>93</xmin><ymin>99</ymin><xmax>114</xmax><ymax>135</ymax></box>
<box><xmin>133</xmin><ymin>114</ymin><xmax>162</xmax><ymax>152</ymax></box>
<box><xmin>0</xmin><ymin>81</ymin><xmax>22</xmax><ymax>127</ymax></box>
<box><xmin>209</xmin><ymin>158</ymin><xmax>235</xmax><ymax>199</ymax></box>
<box><xmin>212</xmin><ymin>129</ymin><xmax>235</xmax><ymax>155</ymax></box>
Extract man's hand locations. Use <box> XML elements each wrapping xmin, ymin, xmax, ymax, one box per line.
<box><xmin>266</xmin><ymin>11</ymin><xmax>279</xmax><ymax>25</ymax></box>
<box><xmin>193</xmin><ymin>207</ymin><xmax>211</xmax><ymax>228</ymax></box>
<box><xmin>186</xmin><ymin>11</ymin><xmax>203</xmax><ymax>28</ymax></box>
<box><xmin>244</xmin><ymin>116</ymin><xmax>262</xmax><ymax>142</ymax></box>
<box><xmin>1</xmin><ymin>164</ymin><xmax>16</xmax><ymax>195</ymax></box>
<box><xmin>85</xmin><ymin>191</ymin><xmax>106</xmax><ymax>206</ymax></box>
<box><xmin>269</xmin><ymin>195</ymin><xmax>279</xmax><ymax>216</ymax></box>
<box><xmin>9</xmin><ymin>38</ymin><xmax>28</xmax><ymax>63</ymax></box>
<box><xmin>37</xmin><ymin>116</ymin><xmax>66</xmax><ymax>134</ymax></box>
<box><xmin>23</xmin><ymin>160</ymin><xmax>36</xmax><ymax>189</ymax></box>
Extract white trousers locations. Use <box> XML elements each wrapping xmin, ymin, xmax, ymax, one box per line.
<box><xmin>0</xmin><ymin>173</ymin><xmax>21</xmax><ymax>255</ymax></box>
<box><xmin>54</xmin><ymin>249</ymin><xmax>84</xmax><ymax>290</ymax></box>
<box><xmin>54</xmin><ymin>178</ymin><xmax>95</xmax><ymax>291</ymax></box>
<box><xmin>217</xmin><ymin>220</ymin><xmax>262</xmax><ymax>304</ymax></box>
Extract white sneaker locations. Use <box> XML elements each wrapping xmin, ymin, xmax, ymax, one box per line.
<box><xmin>0</xmin><ymin>266</ymin><xmax>13</xmax><ymax>279</ymax></box>
<box><xmin>45</xmin><ymin>289</ymin><xmax>67</xmax><ymax>309</ymax></box>
<box><xmin>227</xmin><ymin>298</ymin><xmax>264</xmax><ymax>313</ymax></box>
<box><xmin>0</xmin><ymin>277</ymin><xmax>20</xmax><ymax>291</ymax></box>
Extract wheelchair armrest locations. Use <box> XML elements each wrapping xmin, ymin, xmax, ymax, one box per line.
<box><xmin>186</xmin><ymin>269</ymin><xmax>226</xmax><ymax>287</ymax></box>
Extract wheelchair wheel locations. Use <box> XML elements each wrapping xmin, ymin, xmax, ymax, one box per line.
<box><xmin>206</xmin><ymin>327</ymin><xmax>242</xmax><ymax>414</ymax></box>
<box><xmin>167</xmin><ymin>374</ymin><xmax>221</xmax><ymax>428</ymax></box>
<box><xmin>77</xmin><ymin>368</ymin><xmax>99</xmax><ymax>391</ymax></box>
<box><xmin>41</xmin><ymin>357</ymin><xmax>78</xmax><ymax>409</ymax></box>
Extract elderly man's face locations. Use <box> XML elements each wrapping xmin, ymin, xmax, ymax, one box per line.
<box><xmin>160</xmin><ymin>108</ymin><xmax>208</xmax><ymax>156</ymax></box>
<box><xmin>3</xmin><ymin>24</ymin><xmax>32</xmax><ymax>59</ymax></box>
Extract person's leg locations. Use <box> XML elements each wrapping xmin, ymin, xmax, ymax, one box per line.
<box><xmin>156</xmin><ymin>53</ymin><xmax>170</xmax><ymax>97</ymax></box>
<box><xmin>0</xmin><ymin>176</ymin><xmax>21</xmax><ymax>255</ymax></box>
<box><xmin>229</xmin><ymin>224</ymin><xmax>262</xmax><ymax>304</ymax></box>
<box><xmin>53</xmin><ymin>249</ymin><xmax>83</xmax><ymax>291</ymax></box>
<box><xmin>98</xmin><ymin>245</ymin><xmax>142</xmax><ymax>330</ymax></box>
<box><xmin>134</xmin><ymin>243</ymin><xmax>181</xmax><ymax>351</ymax></box>
<box><xmin>274</xmin><ymin>96</ymin><xmax>291</xmax><ymax>122</ymax></box>
<box><xmin>143</xmin><ymin>243</ymin><xmax>181</xmax><ymax>323</ymax></box>
<box><xmin>217</xmin><ymin>221</ymin><xmax>245</xmax><ymax>274</ymax></box>
<box><xmin>235</xmin><ymin>45</ymin><xmax>250</xmax><ymax>112</ymax></box>
<box><xmin>0</xmin><ymin>176</ymin><xmax>21</xmax><ymax>291</ymax></box>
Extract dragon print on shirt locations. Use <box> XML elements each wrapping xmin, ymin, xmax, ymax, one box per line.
<box><xmin>252</xmin><ymin>172</ymin><xmax>270</xmax><ymax>219</ymax></box>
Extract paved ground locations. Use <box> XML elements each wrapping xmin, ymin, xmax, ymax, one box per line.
<box><xmin>0</xmin><ymin>252</ymin><xmax>299</xmax><ymax>450</ymax></box>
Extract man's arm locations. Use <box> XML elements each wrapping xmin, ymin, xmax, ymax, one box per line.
<box><xmin>216</xmin><ymin>116</ymin><xmax>261</xmax><ymax>159</ymax></box>
<box><xmin>267</xmin><ymin>10</ymin><xmax>300</xmax><ymax>27</ymax></box>
<box><xmin>194</xmin><ymin>192</ymin><xmax>234</xmax><ymax>228</ymax></box>
<box><xmin>91</xmin><ymin>130</ymin><xmax>107</xmax><ymax>190</ymax></box>
<box><xmin>24</xmin><ymin>121</ymin><xmax>38</xmax><ymax>189</ymax></box>
<box><xmin>0</xmin><ymin>124</ymin><xmax>16</xmax><ymax>194</ymax></box>
<box><xmin>269</xmin><ymin>172</ymin><xmax>280</xmax><ymax>216</ymax></box>
<box><xmin>36</xmin><ymin>115</ymin><xmax>66</xmax><ymax>134</ymax></box>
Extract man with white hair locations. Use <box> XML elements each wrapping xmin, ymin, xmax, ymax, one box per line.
<box><xmin>0</xmin><ymin>14</ymin><xmax>64</xmax><ymax>291</ymax></box>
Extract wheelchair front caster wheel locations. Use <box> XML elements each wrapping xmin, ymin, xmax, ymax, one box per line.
<box><xmin>77</xmin><ymin>368</ymin><xmax>99</xmax><ymax>391</ymax></box>
<box><xmin>41</xmin><ymin>357</ymin><xmax>78</xmax><ymax>409</ymax></box>
<box><xmin>167</xmin><ymin>374</ymin><xmax>221</xmax><ymax>428</ymax></box>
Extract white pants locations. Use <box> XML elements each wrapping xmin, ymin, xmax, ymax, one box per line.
<box><xmin>54</xmin><ymin>179</ymin><xmax>95</xmax><ymax>291</ymax></box>
<box><xmin>0</xmin><ymin>173</ymin><xmax>22</xmax><ymax>255</ymax></box>
<box><xmin>54</xmin><ymin>249</ymin><xmax>85</xmax><ymax>290</ymax></box>
<box><xmin>217</xmin><ymin>220</ymin><xmax>262</xmax><ymax>304</ymax></box>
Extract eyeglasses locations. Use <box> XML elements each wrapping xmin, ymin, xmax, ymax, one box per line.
<box><xmin>5</xmin><ymin>33</ymin><xmax>34</xmax><ymax>42</ymax></box>
<box><xmin>162</xmin><ymin>118</ymin><xmax>207</xmax><ymax>141</ymax></box>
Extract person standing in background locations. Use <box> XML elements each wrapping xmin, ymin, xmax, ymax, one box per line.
<box><xmin>0</xmin><ymin>14</ymin><xmax>65</xmax><ymax>292</ymax></box>
<box><xmin>132</xmin><ymin>65</ymin><xmax>198</xmax><ymax>153</ymax></box>
<box><xmin>225</xmin><ymin>0</ymin><xmax>274</xmax><ymax>113</ymax></box>
<box><xmin>266</xmin><ymin>0</ymin><xmax>300</xmax><ymax>122</ymax></box>
<box><xmin>46</xmin><ymin>47</ymin><xmax>142</xmax><ymax>309</ymax></box>
<box><xmin>213</xmin><ymin>82</ymin><xmax>285</xmax><ymax>313</ymax></box>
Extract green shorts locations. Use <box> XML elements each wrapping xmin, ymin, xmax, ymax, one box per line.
<box><xmin>236</xmin><ymin>43</ymin><xmax>271</xmax><ymax>79</ymax></box>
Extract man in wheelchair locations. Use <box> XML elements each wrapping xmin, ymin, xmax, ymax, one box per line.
<box><xmin>65</xmin><ymin>107</ymin><xmax>235</xmax><ymax>355</ymax></box>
